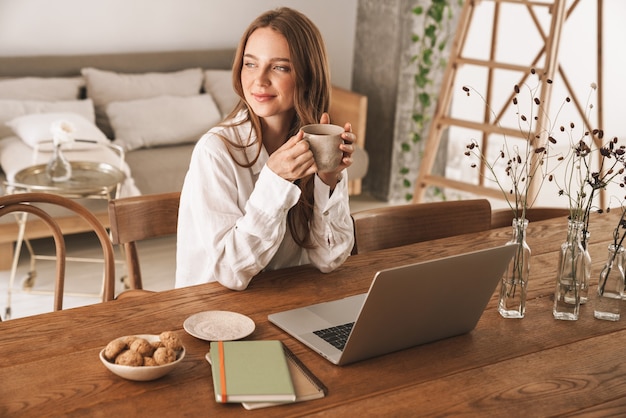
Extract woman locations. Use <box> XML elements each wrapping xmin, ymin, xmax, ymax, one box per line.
<box><xmin>175</xmin><ymin>7</ymin><xmax>356</xmax><ymax>290</ymax></box>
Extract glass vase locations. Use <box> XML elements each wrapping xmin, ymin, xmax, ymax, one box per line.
<box><xmin>579</xmin><ymin>229</ymin><xmax>591</xmax><ymax>304</ymax></box>
<box><xmin>594</xmin><ymin>244</ymin><xmax>625</xmax><ymax>321</ymax></box>
<box><xmin>498</xmin><ymin>218</ymin><xmax>530</xmax><ymax>319</ymax></box>
<box><xmin>621</xmin><ymin>253</ymin><xmax>626</xmax><ymax>300</ymax></box>
<box><xmin>46</xmin><ymin>144</ymin><xmax>72</xmax><ymax>182</ymax></box>
<box><xmin>553</xmin><ymin>219</ymin><xmax>584</xmax><ymax>320</ymax></box>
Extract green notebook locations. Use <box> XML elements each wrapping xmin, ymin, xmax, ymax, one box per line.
<box><xmin>242</xmin><ymin>344</ymin><xmax>327</xmax><ymax>410</ymax></box>
<box><xmin>209</xmin><ymin>340</ymin><xmax>296</xmax><ymax>403</ymax></box>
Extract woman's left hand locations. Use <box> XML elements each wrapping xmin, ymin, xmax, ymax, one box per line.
<box><xmin>317</xmin><ymin>113</ymin><xmax>355</xmax><ymax>189</ymax></box>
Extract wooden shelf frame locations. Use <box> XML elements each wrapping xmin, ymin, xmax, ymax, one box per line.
<box><xmin>413</xmin><ymin>0</ymin><xmax>605</xmax><ymax>208</ymax></box>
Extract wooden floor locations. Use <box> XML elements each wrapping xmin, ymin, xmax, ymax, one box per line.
<box><xmin>0</xmin><ymin>193</ymin><xmax>390</xmax><ymax>320</ymax></box>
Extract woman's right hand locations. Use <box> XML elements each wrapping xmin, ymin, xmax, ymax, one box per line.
<box><xmin>266</xmin><ymin>130</ymin><xmax>317</xmax><ymax>182</ymax></box>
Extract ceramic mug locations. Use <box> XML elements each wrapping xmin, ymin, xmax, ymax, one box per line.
<box><xmin>302</xmin><ymin>124</ymin><xmax>344</xmax><ymax>173</ymax></box>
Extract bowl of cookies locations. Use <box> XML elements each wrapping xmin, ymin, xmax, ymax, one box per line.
<box><xmin>99</xmin><ymin>331</ymin><xmax>185</xmax><ymax>381</ymax></box>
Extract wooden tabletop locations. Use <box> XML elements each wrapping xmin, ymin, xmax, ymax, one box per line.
<box><xmin>2</xmin><ymin>212</ymin><xmax>626</xmax><ymax>417</ymax></box>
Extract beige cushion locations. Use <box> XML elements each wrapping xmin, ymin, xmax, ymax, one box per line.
<box><xmin>107</xmin><ymin>94</ymin><xmax>221</xmax><ymax>151</ymax></box>
<box><xmin>0</xmin><ymin>76</ymin><xmax>85</xmax><ymax>100</ymax></box>
<box><xmin>81</xmin><ymin>67</ymin><xmax>204</xmax><ymax>138</ymax></box>
<box><xmin>125</xmin><ymin>144</ymin><xmax>196</xmax><ymax>194</ymax></box>
<box><xmin>203</xmin><ymin>69</ymin><xmax>239</xmax><ymax>117</ymax></box>
<box><xmin>0</xmin><ymin>98</ymin><xmax>95</xmax><ymax>138</ymax></box>
<box><xmin>7</xmin><ymin>111</ymin><xmax>108</xmax><ymax>148</ymax></box>
<box><xmin>346</xmin><ymin>146</ymin><xmax>369</xmax><ymax>180</ymax></box>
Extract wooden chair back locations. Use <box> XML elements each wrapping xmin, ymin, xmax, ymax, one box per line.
<box><xmin>329</xmin><ymin>85</ymin><xmax>367</xmax><ymax>143</ymax></box>
<box><xmin>351</xmin><ymin>199</ymin><xmax>492</xmax><ymax>255</ymax></box>
<box><xmin>0</xmin><ymin>192</ymin><xmax>116</xmax><ymax>311</ymax></box>
<box><xmin>329</xmin><ymin>85</ymin><xmax>368</xmax><ymax>195</ymax></box>
<box><xmin>490</xmin><ymin>207</ymin><xmax>569</xmax><ymax>229</ymax></box>
<box><xmin>108</xmin><ymin>192</ymin><xmax>180</xmax><ymax>290</ymax></box>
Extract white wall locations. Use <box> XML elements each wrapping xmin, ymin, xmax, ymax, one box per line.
<box><xmin>0</xmin><ymin>0</ymin><xmax>357</xmax><ymax>88</ymax></box>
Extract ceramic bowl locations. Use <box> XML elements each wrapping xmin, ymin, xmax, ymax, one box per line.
<box><xmin>99</xmin><ymin>334</ymin><xmax>185</xmax><ymax>381</ymax></box>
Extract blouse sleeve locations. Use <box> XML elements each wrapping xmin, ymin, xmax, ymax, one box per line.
<box><xmin>176</xmin><ymin>133</ymin><xmax>301</xmax><ymax>290</ymax></box>
<box><xmin>306</xmin><ymin>171</ymin><xmax>355</xmax><ymax>272</ymax></box>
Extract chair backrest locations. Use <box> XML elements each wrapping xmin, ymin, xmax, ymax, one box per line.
<box><xmin>351</xmin><ymin>199</ymin><xmax>492</xmax><ymax>255</ymax></box>
<box><xmin>329</xmin><ymin>86</ymin><xmax>368</xmax><ymax>195</ymax></box>
<box><xmin>329</xmin><ymin>85</ymin><xmax>367</xmax><ymax>143</ymax></box>
<box><xmin>490</xmin><ymin>207</ymin><xmax>569</xmax><ymax>229</ymax></box>
<box><xmin>0</xmin><ymin>192</ymin><xmax>116</xmax><ymax>311</ymax></box>
<box><xmin>108</xmin><ymin>192</ymin><xmax>180</xmax><ymax>290</ymax></box>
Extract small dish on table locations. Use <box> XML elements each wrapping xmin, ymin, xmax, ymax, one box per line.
<box><xmin>183</xmin><ymin>310</ymin><xmax>255</xmax><ymax>341</ymax></box>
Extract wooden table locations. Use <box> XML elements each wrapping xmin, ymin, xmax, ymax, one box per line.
<box><xmin>2</xmin><ymin>213</ymin><xmax>626</xmax><ymax>417</ymax></box>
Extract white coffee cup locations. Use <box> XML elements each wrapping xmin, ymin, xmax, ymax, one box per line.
<box><xmin>302</xmin><ymin>124</ymin><xmax>344</xmax><ymax>173</ymax></box>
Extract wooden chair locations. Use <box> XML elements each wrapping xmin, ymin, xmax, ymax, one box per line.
<box><xmin>108</xmin><ymin>192</ymin><xmax>180</xmax><ymax>291</ymax></box>
<box><xmin>0</xmin><ymin>192</ymin><xmax>116</xmax><ymax>314</ymax></box>
<box><xmin>490</xmin><ymin>207</ymin><xmax>570</xmax><ymax>229</ymax></box>
<box><xmin>329</xmin><ymin>85</ymin><xmax>368</xmax><ymax>195</ymax></box>
<box><xmin>351</xmin><ymin>199</ymin><xmax>492</xmax><ymax>255</ymax></box>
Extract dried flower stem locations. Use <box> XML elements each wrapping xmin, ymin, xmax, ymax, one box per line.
<box><xmin>463</xmin><ymin>72</ymin><xmax>562</xmax><ymax>220</ymax></box>
<box><xmin>554</xmin><ymin>83</ymin><xmax>626</xmax><ymax>239</ymax></box>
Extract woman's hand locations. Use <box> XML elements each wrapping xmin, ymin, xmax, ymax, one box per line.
<box><xmin>265</xmin><ymin>112</ymin><xmax>356</xmax><ymax>187</ymax></box>
<box><xmin>266</xmin><ymin>130</ymin><xmax>317</xmax><ymax>182</ymax></box>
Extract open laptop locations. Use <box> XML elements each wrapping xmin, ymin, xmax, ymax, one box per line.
<box><xmin>268</xmin><ymin>244</ymin><xmax>517</xmax><ymax>365</ymax></box>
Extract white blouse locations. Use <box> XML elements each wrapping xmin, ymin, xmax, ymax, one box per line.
<box><xmin>175</xmin><ymin>116</ymin><xmax>354</xmax><ymax>290</ymax></box>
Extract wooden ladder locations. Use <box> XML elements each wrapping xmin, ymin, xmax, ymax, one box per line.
<box><xmin>412</xmin><ymin>0</ymin><xmax>603</xmax><ymax>205</ymax></box>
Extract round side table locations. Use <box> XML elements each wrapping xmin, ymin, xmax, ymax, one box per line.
<box><xmin>2</xmin><ymin>161</ymin><xmax>125</xmax><ymax>319</ymax></box>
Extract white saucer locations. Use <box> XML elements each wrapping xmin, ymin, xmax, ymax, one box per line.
<box><xmin>183</xmin><ymin>311</ymin><xmax>255</xmax><ymax>341</ymax></box>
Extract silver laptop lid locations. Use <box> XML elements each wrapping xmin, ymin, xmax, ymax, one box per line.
<box><xmin>269</xmin><ymin>244</ymin><xmax>517</xmax><ymax>365</ymax></box>
<box><xmin>338</xmin><ymin>244</ymin><xmax>517</xmax><ymax>364</ymax></box>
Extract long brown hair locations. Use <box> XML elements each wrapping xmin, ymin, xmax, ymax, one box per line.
<box><xmin>221</xmin><ymin>7</ymin><xmax>331</xmax><ymax>247</ymax></box>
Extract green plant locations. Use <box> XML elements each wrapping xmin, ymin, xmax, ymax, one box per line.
<box><xmin>400</xmin><ymin>0</ymin><xmax>460</xmax><ymax>202</ymax></box>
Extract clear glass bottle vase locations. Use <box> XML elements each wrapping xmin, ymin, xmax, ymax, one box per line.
<box><xmin>579</xmin><ymin>229</ymin><xmax>591</xmax><ymax>304</ymax></box>
<box><xmin>498</xmin><ymin>218</ymin><xmax>530</xmax><ymax>319</ymax></box>
<box><xmin>594</xmin><ymin>244</ymin><xmax>625</xmax><ymax>321</ymax></box>
<box><xmin>553</xmin><ymin>219</ymin><xmax>584</xmax><ymax>320</ymax></box>
<box><xmin>46</xmin><ymin>143</ymin><xmax>72</xmax><ymax>182</ymax></box>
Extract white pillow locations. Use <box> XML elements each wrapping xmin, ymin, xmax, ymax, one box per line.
<box><xmin>203</xmin><ymin>69</ymin><xmax>240</xmax><ymax>117</ymax></box>
<box><xmin>81</xmin><ymin>67</ymin><xmax>204</xmax><ymax>138</ymax></box>
<box><xmin>6</xmin><ymin>112</ymin><xmax>108</xmax><ymax>148</ymax></box>
<box><xmin>0</xmin><ymin>98</ymin><xmax>95</xmax><ymax>138</ymax></box>
<box><xmin>0</xmin><ymin>76</ymin><xmax>85</xmax><ymax>100</ymax></box>
<box><xmin>107</xmin><ymin>94</ymin><xmax>221</xmax><ymax>151</ymax></box>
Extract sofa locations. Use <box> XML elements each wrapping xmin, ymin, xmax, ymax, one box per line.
<box><xmin>0</xmin><ymin>49</ymin><xmax>369</xmax><ymax>269</ymax></box>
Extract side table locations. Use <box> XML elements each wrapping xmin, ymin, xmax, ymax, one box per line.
<box><xmin>2</xmin><ymin>161</ymin><xmax>125</xmax><ymax>319</ymax></box>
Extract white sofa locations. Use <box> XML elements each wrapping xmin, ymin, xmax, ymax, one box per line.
<box><xmin>0</xmin><ymin>49</ymin><xmax>368</xmax><ymax>269</ymax></box>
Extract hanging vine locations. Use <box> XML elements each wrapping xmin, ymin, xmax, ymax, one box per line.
<box><xmin>399</xmin><ymin>0</ymin><xmax>460</xmax><ymax>201</ymax></box>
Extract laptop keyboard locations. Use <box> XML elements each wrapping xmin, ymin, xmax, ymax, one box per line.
<box><xmin>313</xmin><ymin>322</ymin><xmax>354</xmax><ymax>351</ymax></box>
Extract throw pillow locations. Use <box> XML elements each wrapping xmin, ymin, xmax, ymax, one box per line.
<box><xmin>81</xmin><ymin>67</ymin><xmax>204</xmax><ymax>138</ymax></box>
<box><xmin>107</xmin><ymin>94</ymin><xmax>221</xmax><ymax>151</ymax></box>
<box><xmin>203</xmin><ymin>69</ymin><xmax>240</xmax><ymax>117</ymax></box>
<box><xmin>0</xmin><ymin>76</ymin><xmax>85</xmax><ymax>101</ymax></box>
<box><xmin>0</xmin><ymin>98</ymin><xmax>95</xmax><ymax>139</ymax></box>
<box><xmin>6</xmin><ymin>111</ymin><xmax>108</xmax><ymax>148</ymax></box>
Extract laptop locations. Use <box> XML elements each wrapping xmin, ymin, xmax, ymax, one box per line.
<box><xmin>268</xmin><ymin>244</ymin><xmax>517</xmax><ymax>365</ymax></box>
